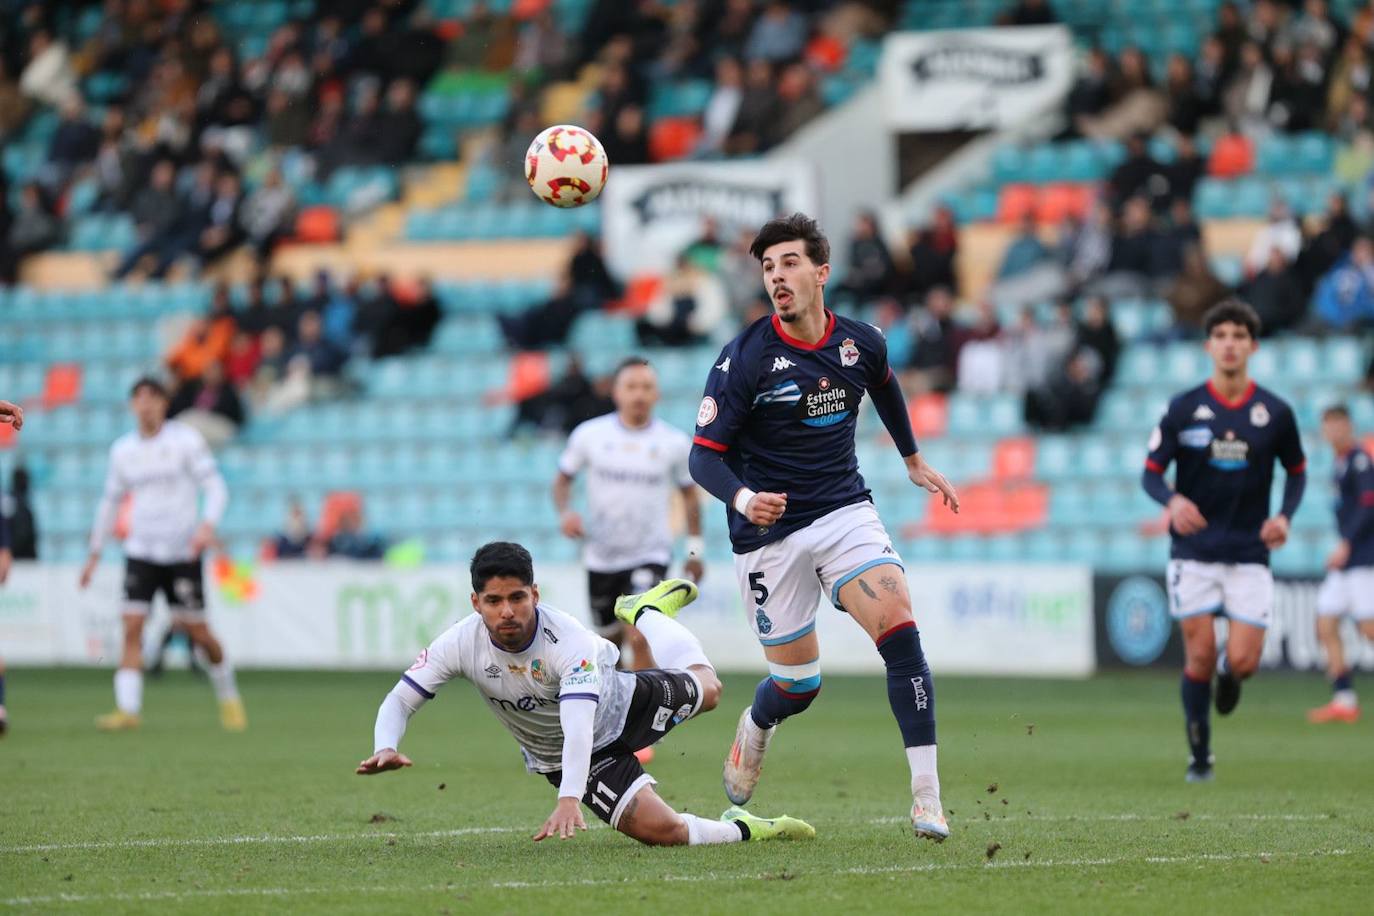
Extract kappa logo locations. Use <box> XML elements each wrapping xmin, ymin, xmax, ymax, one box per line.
<box><xmin>484</xmin><ymin>664</ymin><xmax>501</xmax><ymax>679</ymax></box>
<box><xmin>771</xmin><ymin>356</ymin><xmax>797</xmax><ymax>372</ymax></box>
<box><xmin>716</xmin><ymin>357</ymin><xmax>731</xmax><ymax>373</ymax></box>
<box><xmin>838</xmin><ymin>338</ymin><xmax>860</xmax><ymax>367</ymax></box>
<box><xmin>1193</xmin><ymin>405</ymin><xmax>1216</xmax><ymax>421</ymax></box>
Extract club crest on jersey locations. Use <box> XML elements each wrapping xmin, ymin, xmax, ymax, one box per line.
<box><xmin>755</xmin><ymin>607</ymin><xmax>773</xmax><ymax>635</ymax></box>
<box><xmin>838</xmin><ymin>338</ymin><xmax>860</xmax><ymax>367</ymax></box>
<box><xmin>697</xmin><ymin>396</ymin><xmax>718</xmax><ymax>426</ymax></box>
<box><xmin>530</xmin><ymin>658</ymin><xmax>548</xmax><ymax>683</ymax></box>
<box><xmin>1250</xmin><ymin>402</ymin><xmax>1270</xmax><ymax>428</ymax></box>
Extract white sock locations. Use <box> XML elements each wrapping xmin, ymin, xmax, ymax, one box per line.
<box><xmin>114</xmin><ymin>668</ymin><xmax>143</xmax><ymax>715</ymax></box>
<box><xmin>208</xmin><ymin>660</ymin><xmax>239</xmax><ymax>702</ymax></box>
<box><xmin>1334</xmin><ymin>688</ymin><xmax>1358</xmax><ymax>708</ymax></box>
<box><xmin>634</xmin><ymin>611</ymin><xmax>711</xmax><ymax>671</ymax></box>
<box><xmin>907</xmin><ymin>744</ymin><xmax>940</xmax><ymax>806</ymax></box>
<box><xmin>680</xmin><ymin>813</ymin><xmax>744</xmax><ymax>845</ymax></box>
<box><xmin>745</xmin><ymin>710</ymin><xmax>775</xmax><ymax>750</ymax></box>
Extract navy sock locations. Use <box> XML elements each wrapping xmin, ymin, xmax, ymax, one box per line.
<box><xmin>877</xmin><ymin>622</ymin><xmax>936</xmax><ymax>747</ymax></box>
<box><xmin>750</xmin><ymin>676</ymin><xmax>818</xmax><ymax>729</ymax></box>
<box><xmin>1181</xmin><ymin>673</ymin><xmax>1211</xmax><ymax>766</ymax></box>
<box><xmin>1333</xmin><ymin>670</ymin><xmax>1353</xmax><ymax>693</ymax></box>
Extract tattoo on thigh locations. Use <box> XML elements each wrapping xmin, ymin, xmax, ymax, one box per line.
<box><xmin>620</xmin><ymin>794</ymin><xmax>640</xmax><ymax>823</ymax></box>
<box><xmin>878</xmin><ymin>575</ymin><xmax>900</xmax><ymax>595</ymax></box>
<box><xmin>858</xmin><ymin>578</ymin><xmax>878</xmax><ymax>600</ymax></box>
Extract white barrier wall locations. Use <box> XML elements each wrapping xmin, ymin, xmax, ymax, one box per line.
<box><xmin>0</xmin><ymin>562</ymin><xmax>1095</xmax><ymax>676</ymax></box>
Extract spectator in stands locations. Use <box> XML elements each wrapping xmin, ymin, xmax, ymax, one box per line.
<box><xmin>166</xmin><ymin>290</ymin><xmax>236</xmax><ymax>384</ymax></box>
<box><xmin>374</xmin><ymin>277</ymin><xmax>441</xmax><ymax>358</ymax></box>
<box><xmin>0</xmin><ymin>54</ymin><xmax>31</xmax><ymax>138</ymax></box>
<box><xmin>1059</xmin><ymin>201</ymin><xmax>1113</xmax><ymax>293</ymax></box>
<box><xmin>1314</xmin><ymin>235</ymin><xmax>1374</xmax><ymax>329</ymax></box>
<box><xmin>44</xmin><ymin>97</ymin><xmax>99</xmax><ymax>189</ymax></box>
<box><xmin>1152</xmin><ymin>196</ymin><xmax>1203</xmax><ymax>278</ymax></box>
<box><xmin>1244</xmin><ymin>247</ymin><xmax>1307</xmax><ymax>335</ymax></box>
<box><xmin>169</xmin><ymin>359</ymin><xmax>245</xmax><ymax>448</ymax></box>
<box><xmin>1002</xmin><ymin>306</ymin><xmax>1054</xmax><ymax>393</ymax></box>
<box><xmin>1194</xmin><ymin>35</ymin><xmax>1229</xmax><ymax>117</ymax></box>
<box><xmin>325</xmin><ymin>504</ymin><xmax>387</xmax><ymax>560</ymax></box>
<box><xmin>247</xmin><ymin>325</ymin><xmax>289</xmax><ymax>404</ymax></box>
<box><xmin>93</xmin><ymin>106</ymin><xmax>135</xmax><ymax>212</ymax></box>
<box><xmin>904</xmin><ymin>285</ymin><xmax>959</xmax><ymax>394</ymax></box>
<box><xmin>636</xmin><ymin>254</ymin><xmax>728</xmax><ymax>346</ymax></box>
<box><xmin>1080</xmin><ymin>46</ymin><xmax>1165</xmax><ymax>140</ymax></box>
<box><xmin>834</xmin><ymin>211</ymin><xmax>896</xmax><ymax>307</ymax></box>
<box><xmin>376</xmin><ymin>78</ymin><xmax>422</xmax><ymax>166</ymax></box>
<box><xmin>1102</xmin><ymin>195</ymin><xmax>1160</xmax><ymax>295</ymax></box>
<box><xmin>570</xmin><ymin>231</ymin><xmax>621</xmax><ymax>307</ymax></box>
<box><xmin>240</xmin><ymin>166</ymin><xmax>295</xmax><ymax>261</ymax></box>
<box><xmin>998</xmin><ymin>214</ymin><xmax>1051</xmax><ymax>281</ymax></box>
<box><xmin>1001</xmin><ymin>0</ymin><xmax>1058</xmax><ymax>26</ymax></box>
<box><xmin>1245</xmin><ymin>199</ymin><xmax>1303</xmax><ymax>275</ymax></box>
<box><xmin>1075</xmin><ymin>295</ymin><xmax>1120</xmax><ymax>385</ymax></box>
<box><xmin>1269</xmin><ymin>42</ymin><xmax>1329</xmax><ymax>133</ymax></box>
<box><xmin>264</xmin><ymin>87</ymin><xmax>310</xmax><ymax>149</ymax></box>
<box><xmin>318</xmin><ymin>275</ymin><xmax>359</xmax><ymax>352</ymax></box>
<box><xmin>955</xmin><ymin>301</ymin><xmax>1005</xmax><ymax>394</ymax></box>
<box><xmin>1025</xmin><ymin>334</ymin><xmax>1104</xmax><ymax>432</ymax></box>
<box><xmin>905</xmin><ymin>205</ymin><xmax>960</xmax><ymax>304</ymax></box>
<box><xmin>194</xmin><ymin>171</ymin><xmax>245</xmax><ymax>269</ymax></box>
<box><xmin>1163</xmin><ymin>55</ymin><xmax>1203</xmax><ymax>136</ymax></box>
<box><xmin>728</xmin><ymin>59</ymin><xmax>778</xmax><ymax>155</ymax></box>
<box><xmin>19</xmin><ymin>28</ymin><xmax>78</xmax><ymax>110</ymax></box>
<box><xmin>1288</xmin><ymin>0</ymin><xmax>1343</xmax><ymax>56</ymax></box>
<box><xmin>7</xmin><ymin>182</ymin><xmax>60</xmax><ymax>262</ymax></box>
<box><xmin>1065</xmin><ymin>47</ymin><xmax>1113</xmax><ymax>136</ymax></box>
<box><xmin>287</xmin><ymin>309</ymin><xmax>348</xmax><ymax>379</ymax></box>
<box><xmin>745</xmin><ymin>2</ymin><xmax>807</xmax><ymax>63</ymax></box>
<box><xmin>272</xmin><ymin>499</ymin><xmax>314</xmax><ymax>559</ymax></box>
<box><xmin>509</xmin><ymin>353</ymin><xmax>613</xmax><ymax>439</ymax></box>
<box><xmin>1166</xmin><ymin>244</ymin><xmax>1232</xmax><ymax>332</ymax></box>
<box><xmin>773</xmin><ymin>62</ymin><xmax>824</xmax><ymax>146</ymax></box>
<box><xmin>226</xmin><ymin>329</ymin><xmax>262</xmax><ymax>387</ymax></box>
<box><xmin>1326</xmin><ymin>39</ymin><xmax>1372</xmax><ymax>134</ymax></box>
<box><xmin>599</xmin><ymin>103</ymin><xmax>649</xmax><ymax>166</ymax></box>
<box><xmin>1299</xmin><ymin>191</ymin><xmax>1361</xmax><ymax>292</ymax></box>
<box><xmin>515</xmin><ymin>10</ymin><xmax>570</xmax><ymax>79</ymax></box>
<box><xmin>1225</xmin><ymin>41</ymin><xmax>1274</xmax><ymax>133</ymax></box>
<box><xmin>113</xmin><ymin>159</ymin><xmax>181</xmax><ymax>279</ymax></box>
<box><xmin>698</xmin><ymin>56</ymin><xmax>744</xmax><ymax>156</ymax></box>
<box><xmin>1166</xmin><ymin>134</ymin><xmax>1204</xmax><ymax>205</ymax></box>
<box><xmin>3</xmin><ymin>466</ymin><xmax>37</xmax><ymax>561</ymax></box>
<box><xmin>1108</xmin><ymin>133</ymin><xmax>1165</xmax><ymax>209</ymax></box>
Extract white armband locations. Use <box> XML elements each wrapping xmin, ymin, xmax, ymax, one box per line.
<box><xmin>732</xmin><ymin>488</ymin><xmax>757</xmax><ymax>516</ymax></box>
<box><xmin>686</xmin><ymin>536</ymin><xmax>705</xmax><ymax>558</ymax></box>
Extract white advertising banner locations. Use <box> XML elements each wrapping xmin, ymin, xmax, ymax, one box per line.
<box><xmin>599</xmin><ymin>160</ymin><xmax>820</xmax><ymax>281</ymax></box>
<box><xmin>0</xmin><ymin>562</ymin><xmax>1094</xmax><ymax>676</ymax></box>
<box><xmin>880</xmin><ymin>26</ymin><xmax>1074</xmax><ymax>131</ymax></box>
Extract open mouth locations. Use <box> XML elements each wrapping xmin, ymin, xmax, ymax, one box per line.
<box><xmin>774</xmin><ymin>288</ymin><xmax>793</xmax><ymax>306</ymax></box>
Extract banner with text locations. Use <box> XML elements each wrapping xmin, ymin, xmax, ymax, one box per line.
<box><xmin>599</xmin><ymin>160</ymin><xmax>820</xmax><ymax>281</ymax></box>
<box><xmin>0</xmin><ymin>562</ymin><xmax>1093</xmax><ymax>676</ymax></box>
<box><xmin>880</xmin><ymin>26</ymin><xmax>1074</xmax><ymax>131</ymax></box>
<box><xmin>1094</xmin><ymin>573</ymin><xmax>1374</xmax><ymax>671</ymax></box>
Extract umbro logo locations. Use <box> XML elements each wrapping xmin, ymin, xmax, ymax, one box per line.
<box><xmin>1193</xmin><ymin>405</ymin><xmax>1215</xmax><ymax>420</ymax></box>
<box><xmin>771</xmin><ymin>357</ymin><xmax>796</xmax><ymax>372</ymax></box>
<box><xmin>484</xmin><ymin>664</ymin><xmax>501</xmax><ymax>679</ymax></box>
<box><xmin>716</xmin><ymin>357</ymin><xmax>731</xmax><ymax>373</ymax></box>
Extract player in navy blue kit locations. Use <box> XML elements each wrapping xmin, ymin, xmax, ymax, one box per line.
<box><xmin>685</xmin><ymin>213</ymin><xmax>960</xmax><ymax>841</ymax></box>
<box><xmin>1141</xmin><ymin>301</ymin><xmax>1306</xmax><ymax>782</ymax></box>
<box><xmin>1308</xmin><ymin>404</ymin><xmax>1374</xmax><ymax>724</ymax></box>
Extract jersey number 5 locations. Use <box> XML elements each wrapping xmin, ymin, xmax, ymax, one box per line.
<box><xmin>749</xmin><ymin>572</ymin><xmax>769</xmax><ymax>606</ymax></box>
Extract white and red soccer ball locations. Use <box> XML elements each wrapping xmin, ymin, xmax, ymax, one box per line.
<box><xmin>525</xmin><ymin>124</ymin><xmax>608</xmax><ymax>208</ymax></box>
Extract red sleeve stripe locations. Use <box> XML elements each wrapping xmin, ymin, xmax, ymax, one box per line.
<box><xmin>1144</xmin><ymin>459</ymin><xmax>1165</xmax><ymax>474</ymax></box>
<box><xmin>1286</xmin><ymin>461</ymin><xmax>1307</xmax><ymax>474</ymax></box>
<box><xmin>693</xmin><ymin>435</ymin><xmax>728</xmax><ymax>453</ymax></box>
<box><xmin>1360</xmin><ymin>492</ymin><xmax>1374</xmax><ymax>507</ymax></box>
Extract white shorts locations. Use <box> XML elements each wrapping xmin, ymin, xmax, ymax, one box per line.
<box><xmin>1316</xmin><ymin>568</ymin><xmax>1374</xmax><ymax>621</ymax></box>
<box><xmin>1166</xmin><ymin>559</ymin><xmax>1273</xmax><ymax>629</ymax></box>
<box><xmin>733</xmin><ymin>501</ymin><xmax>903</xmax><ymax>646</ymax></box>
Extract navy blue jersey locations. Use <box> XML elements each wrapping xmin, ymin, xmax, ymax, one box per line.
<box><xmin>1331</xmin><ymin>445</ymin><xmax>1374</xmax><ymax>568</ymax></box>
<box><xmin>1145</xmin><ymin>381</ymin><xmax>1305</xmax><ymax>565</ymax></box>
<box><xmin>693</xmin><ymin>310</ymin><xmax>891</xmax><ymax>553</ymax></box>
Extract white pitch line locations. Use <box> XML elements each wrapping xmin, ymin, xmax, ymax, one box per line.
<box><xmin>1</xmin><ymin>812</ymin><xmax>1345</xmax><ymax>855</ymax></box>
<box><xmin>1</xmin><ymin>849</ymin><xmax>1353</xmax><ymax>906</ymax></box>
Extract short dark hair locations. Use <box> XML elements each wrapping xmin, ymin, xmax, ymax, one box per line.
<box><xmin>470</xmin><ymin>541</ymin><xmax>534</xmax><ymax>593</ymax></box>
<box><xmin>129</xmin><ymin>375</ymin><xmax>168</xmax><ymax>399</ymax></box>
<box><xmin>749</xmin><ymin>212</ymin><xmax>830</xmax><ymax>265</ymax></box>
<box><xmin>1323</xmin><ymin>403</ymin><xmax>1351</xmax><ymax>421</ymax></box>
<box><xmin>1202</xmin><ymin>299</ymin><xmax>1261</xmax><ymax>339</ymax></box>
<box><xmin>613</xmin><ymin>356</ymin><xmax>651</xmax><ymax>381</ymax></box>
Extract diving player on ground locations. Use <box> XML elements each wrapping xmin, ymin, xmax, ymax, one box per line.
<box><xmin>687</xmin><ymin>213</ymin><xmax>960</xmax><ymax>842</ymax></box>
<box><xmin>1141</xmin><ymin>301</ymin><xmax>1306</xmax><ymax>782</ymax></box>
<box><xmin>1307</xmin><ymin>404</ymin><xmax>1374</xmax><ymax>724</ymax></box>
<box><xmin>357</xmin><ymin>542</ymin><xmax>813</xmax><ymax>846</ymax></box>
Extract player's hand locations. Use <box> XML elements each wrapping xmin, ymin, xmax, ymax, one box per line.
<box><xmin>78</xmin><ymin>553</ymin><xmax>99</xmax><ymax>589</ymax></box>
<box><xmin>559</xmin><ymin>510</ymin><xmax>584</xmax><ymax>539</ymax></box>
<box><xmin>356</xmin><ymin>748</ymin><xmax>413</xmax><ymax>775</ymax></box>
<box><xmin>1326</xmin><ymin>539</ymin><xmax>1351</xmax><ymax>571</ymax></box>
<box><xmin>684</xmin><ymin>556</ymin><xmax>705</xmax><ymax>583</ymax></box>
<box><xmin>533</xmin><ymin>796</ymin><xmax>587</xmax><ymax>841</ymax></box>
<box><xmin>0</xmin><ymin>399</ymin><xmax>23</xmax><ymax>430</ymax></box>
<box><xmin>1167</xmin><ymin>495</ymin><xmax>1208</xmax><ymax>536</ymax></box>
<box><xmin>1260</xmin><ymin>514</ymin><xmax>1290</xmax><ymax>550</ymax></box>
<box><xmin>744</xmin><ymin>492</ymin><xmax>787</xmax><ymax>527</ymax></box>
<box><xmin>0</xmin><ymin>548</ymin><xmax>11</xmax><ymax>585</ymax></box>
<box><xmin>189</xmin><ymin>522</ymin><xmax>217</xmax><ymax>556</ymax></box>
<box><xmin>905</xmin><ymin>454</ymin><xmax>959</xmax><ymax>513</ymax></box>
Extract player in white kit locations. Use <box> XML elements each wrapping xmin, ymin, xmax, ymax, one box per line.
<box><xmin>553</xmin><ymin>356</ymin><xmax>704</xmax><ymax>671</ymax></box>
<box><xmin>79</xmin><ymin>377</ymin><xmax>245</xmax><ymax>731</ymax></box>
<box><xmin>0</xmin><ymin>399</ymin><xmax>19</xmax><ymax>734</ymax></box>
<box><xmin>358</xmin><ymin>542</ymin><xmax>813</xmax><ymax>845</ymax></box>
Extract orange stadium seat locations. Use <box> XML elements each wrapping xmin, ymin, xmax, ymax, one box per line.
<box><xmin>1037</xmin><ymin>183</ymin><xmax>1092</xmax><ymax>223</ymax></box>
<box><xmin>1207</xmin><ymin>133</ymin><xmax>1254</xmax><ymax>178</ymax></box>
<box><xmin>909</xmin><ymin>393</ymin><xmax>948</xmax><ymax>439</ymax></box>
<box><xmin>992</xmin><ymin>437</ymin><xmax>1035</xmax><ymax>480</ymax></box>
<box><xmin>0</xmin><ymin>421</ymin><xmax>14</xmax><ymax>449</ymax></box>
<box><xmin>996</xmin><ymin>184</ymin><xmax>1037</xmax><ymax>224</ymax></box>
<box><xmin>611</xmin><ymin>274</ymin><xmax>663</xmax><ymax>315</ymax></box>
<box><xmin>316</xmin><ymin>491</ymin><xmax>362</xmax><ymax>544</ymax></box>
<box><xmin>42</xmin><ymin>364</ymin><xmax>82</xmax><ymax>408</ymax></box>
<box><xmin>294</xmin><ymin>206</ymin><xmax>341</xmax><ymax>243</ymax></box>
<box><xmin>648</xmin><ymin>117</ymin><xmax>701</xmax><ymax>163</ymax></box>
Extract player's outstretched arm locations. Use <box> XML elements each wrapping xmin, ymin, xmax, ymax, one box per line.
<box><xmin>535</xmin><ymin>696</ymin><xmax>594</xmax><ymax>840</ymax></box>
<box><xmin>357</xmin><ymin>683</ymin><xmax>427</xmax><ymax>774</ymax></box>
<box><xmin>357</xmin><ymin>748</ymin><xmax>413</xmax><ymax>775</ymax></box>
<box><xmin>905</xmin><ymin>453</ymin><xmax>959</xmax><ymax>514</ymax></box>
<box><xmin>533</xmin><ymin>796</ymin><xmax>587</xmax><ymax>841</ymax></box>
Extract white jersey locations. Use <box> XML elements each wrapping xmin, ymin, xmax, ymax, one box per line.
<box><xmin>89</xmin><ymin>419</ymin><xmax>228</xmax><ymax>564</ymax></box>
<box><xmin>558</xmin><ymin>414</ymin><xmax>693</xmax><ymax>572</ymax></box>
<box><xmin>402</xmin><ymin>604</ymin><xmax>635</xmax><ymax>773</ymax></box>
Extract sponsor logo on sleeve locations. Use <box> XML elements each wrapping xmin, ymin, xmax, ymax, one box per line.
<box><xmin>697</xmin><ymin>396</ymin><xmax>718</xmax><ymax>426</ymax></box>
<box><xmin>561</xmin><ymin>658</ymin><xmax>598</xmax><ymax>689</ymax></box>
<box><xmin>671</xmin><ymin>703</ymin><xmax>695</xmax><ymax>725</ymax></box>
<box><xmin>652</xmin><ymin>706</ymin><xmax>674</xmax><ymax>731</ymax></box>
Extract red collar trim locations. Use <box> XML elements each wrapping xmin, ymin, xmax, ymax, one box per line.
<box><xmin>771</xmin><ymin>309</ymin><xmax>836</xmax><ymax>351</ymax></box>
<box><xmin>1206</xmin><ymin>379</ymin><xmax>1256</xmax><ymax>410</ymax></box>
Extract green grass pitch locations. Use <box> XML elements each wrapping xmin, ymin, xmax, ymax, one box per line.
<box><xmin>3</xmin><ymin>668</ymin><xmax>1372</xmax><ymax>914</ymax></box>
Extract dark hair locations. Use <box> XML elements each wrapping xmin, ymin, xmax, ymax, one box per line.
<box><xmin>1323</xmin><ymin>403</ymin><xmax>1351</xmax><ymax>421</ymax></box>
<box><xmin>1202</xmin><ymin>299</ymin><xmax>1261</xmax><ymax>339</ymax></box>
<box><xmin>613</xmin><ymin>356</ymin><xmax>651</xmax><ymax>381</ymax></box>
<box><xmin>470</xmin><ymin>541</ymin><xmax>534</xmax><ymax>593</ymax></box>
<box><xmin>129</xmin><ymin>375</ymin><xmax>168</xmax><ymax>399</ymax></box>
<box><xmin>749</xmin><ymin>212</ymin><xmax>830</xmax><ymax>265</ymax></box>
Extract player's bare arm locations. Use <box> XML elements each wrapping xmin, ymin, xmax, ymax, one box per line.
<box><xmin>1167</xmin><ymin>494</ymin><xmax>1208</xmax><ymax>535</ymax></box>
<box><xmin>1260</xmin><ymin>514</ymin><xmax>1290</xmax><ymax>549</ymax></box>
<box><xmin>356</xmin><ymin>748</ymin><xmax>413</xmax><ymax>774</ymax></box>
<box><xmin>905</xmin><ymin>453</ymin><xmax>959</xmax><ymax>513</ymax></box>
<box><xmin>533</xmin><ymin>796</ymin><xmax>588</xmax><ymax>841</ymax></box>
<box><xmin>682</xmin><ymin>485</ymin><xmax>705</xmax><ymax>582</ymax></box>
<box><xmin>552</xmin><ymin>472</ymin><xmax>583</xmax><ymax>538</ymax></box>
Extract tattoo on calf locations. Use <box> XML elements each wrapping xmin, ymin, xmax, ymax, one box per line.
<box><xmin>858</xmin><ymin>578</ymin><xmax>878</xmax><ymax>600</ymax></box>
<box><xmin>878</xmin><ymin>575</ymin><xmax>900</xmax><ymax>595</ymax></box>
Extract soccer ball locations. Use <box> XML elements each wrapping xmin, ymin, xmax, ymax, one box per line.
<box><xmin>524</xmin><ymin>124</ymin><xmax>608</xmax><ymax>208</ymax></box>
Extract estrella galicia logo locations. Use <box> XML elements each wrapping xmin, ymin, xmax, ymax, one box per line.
<box><xmin>1106</xmin><ymin>577</ymin><xmax>1171</xmax><ymax>666</ymax></box>
<box><xmin>795</xmin><ymin>376</ymin><xmax>851</xmax><ymax>427</ymax></box>
<box><xmin>755</xmin><ymin>607</ymin><xmax>773</xmax><ymax>635</ymax></box>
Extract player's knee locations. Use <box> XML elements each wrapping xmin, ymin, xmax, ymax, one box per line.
<box><xmin>768</xmin><ymin>672</ymin><xmax>821</xmax><ymax>713</ymax></box>
<box><xmin>1228</xmin><ymin>650</ymin><xmax>1260</xmax><ymax>679</ymax></box>
<box><xmin>1183</xmin><ymin>649</ymin><xmax>1216</xmax><ymax>680</ymax></box>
